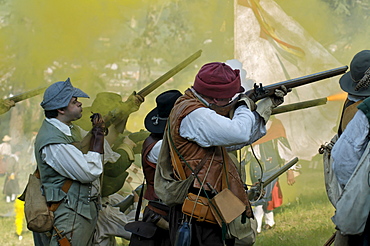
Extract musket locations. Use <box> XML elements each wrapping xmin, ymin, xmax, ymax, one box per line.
<box><xmin>113</xmin><ymin>184</ymin><xmax>144</xmax><ymax>213</ymax></box>
<box><xmin>272</xmin><ymin>97</ymin><xmax>327</xmax><ymax>115</ymax></box>
<box><xmin>104</xmin><ymin>49</ymin><xmax>202</xmax><ymax>129</ymax></box>
<box><xmin>262</xmin><ymin>157</ymin><xmax>299</xmax><ymax>187</ymax></box>
<box><xmin>210</xmin><ymin>66</ymin><xmax>348</xmax><ymax>116</ymax></box>
<box><xmin>7</xmin><ymin>86</ymin><xmax>46</xmax><ymax>103</ymax></box>
<box><xmin>248</xmin><ymin>157</ymin><xmax>299</xmax><ymax>201</ymax></box>
<box><xmin>0</xmin><ymin>86</ymin><xmax>46</xmax><ymax>115</ymax></box>
<box><xmin>137</xmin><ymin>49</ymin><xmax>202</xmax><ymax>97</ymax></box>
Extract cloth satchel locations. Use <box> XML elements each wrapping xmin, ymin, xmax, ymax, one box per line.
<box><xmin>21</xmin><ymin>171</ymin><xmax>54</xmax><ymax>232</ymax></box>
<box><xmin>154</xmin><ymin>127</ymin><xmax>195</xmax><ymax>207</ymax></box>
<box><xmin>19</xmin><ymin>169</ymin><xmax>72</xmax><ymax>233</ymax></box>
<box><xmin>165</xmin><ymin>123</ymin><xmax>218</xmax><ymax>224</ymax></box>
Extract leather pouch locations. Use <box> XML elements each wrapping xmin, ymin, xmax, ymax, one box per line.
<box><xmin>211</xmin><ymin>188</ymin><xmax>246</xmax><ymax>225</ymax></box>
<box><xmin>181</xmin><ymin>193</ymin><xmax>217</xmax><ymax>224</ymax></box>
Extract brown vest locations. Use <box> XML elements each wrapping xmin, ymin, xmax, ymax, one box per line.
<box><xmin>142</xmin><ymin>135</ymin><xmax>160</xmax><ymax>201</ymax></box>
<box><xmin>169</xmin><ymin>89</ymin><xmax>252</xmax><ymax>217</ymax></box>
<box><xmin>339</xmin><ymin>99</ymin><xmax>362</xmax><ymax>135</ymax></box>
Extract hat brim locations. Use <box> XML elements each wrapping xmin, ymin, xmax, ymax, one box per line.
<box><xmin>72</xmin><ymin>88</ymin><xmax>89</xmax><ymax>98</ymax></box>
<box><xmin>339</xmin><ymin>71</ymin><xmax>370</xmax><ymax>96</ymax></box>
<box><xmin>144</xmin><ymin>108</ymin><xmax>167</xmax><ymax>134</ymax></box>
<box><xmin>2</xmin><ymin>136</ymin><xmax>11</xmax><ymax>142</ymax></box>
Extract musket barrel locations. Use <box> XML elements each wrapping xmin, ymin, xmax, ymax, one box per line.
<box><xmin>8</xmin><ymin>86</ymin><xmax>46</xmax><ymax>103</ymax></box>
<box><xmin>103</xmin><ymin>50</ymin><xmax>202</xmax><ymax>129</ymax></box>
<box><xmin>211</xmin><ymin>66</ymin><xmax>347</xmax><ymax>116</ymax></box>
<box><xmin>262</xmin><ymin>157</ymin><xmax>299</xmax><ymax>187</ymax></box>
<box><xmin>137</xmin><ymin>49</ymin><xmax>202</xmax><ymax>97</ymax></box>
<box><xmin>272</xmin><ymin>97</ymin><xmax>327</xmax><ymax>115</ymax></box>
<box><xmin>247</xmin><ymin>66</ymin><xmax>348</xmax><ymax>102</ymax></box>
<box><xmin>113</xmin><ymin>184</ymin><xmax>144</xmax><ymax>213</ymax></box>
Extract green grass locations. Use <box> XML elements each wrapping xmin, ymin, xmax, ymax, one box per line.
<box><xmin>0</xmin><ymin>157</ymin><xmax>336</xmax><ymax>245</ymax></box>
<box><xmin>253</xmin><ymin>158</ymin><xmax>336</xmax><ymax>245</ymax></box>
<box><xmin>0</xmin><ymin>174</ymin><xmax>34</xmax><ymax>246</ymax></box>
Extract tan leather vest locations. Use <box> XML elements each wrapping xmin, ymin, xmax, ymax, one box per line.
<box><xmin>169</xmin><ymin>90</ymin><xmax>252</xmax><ymax>216</ymax></box>
<box><xmin>340</xmin><ymin>99</ymin><xmax>362</xmax><ymax>134</ymax></box>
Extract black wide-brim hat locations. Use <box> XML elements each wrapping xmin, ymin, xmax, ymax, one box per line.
<box><xmin>339</xmin><ymin>50</ymin><xmax>370</xmax><ymax>96</ymax></box>
<box><xmin>144</xmin><ymin>90</ymin><xmax>182</xmax><ymax>134</ymax></box>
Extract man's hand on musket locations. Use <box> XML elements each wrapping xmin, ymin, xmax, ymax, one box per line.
<box><xmin>0</xmin><ymin>99</ymin><xmax>15</xmax><ymax>115</ymax></box>
<box><xmin>256</xmin><ymin>86</ymin><xmax>291</xmax><ymax>123</ymax></box>
<box><xmin>271</xmin><ymin>85</ymin><xmax>291</xmax><ymax>107</ymax></box>
<box><xmin>125</xmin><ymin>92</ymin><xmax>144</xmax><ymax>114</ymax></box>
<box><xmin>248</xmin><ymin>182</ymin><xmax>266</xmax><ymax>201</ymax></box>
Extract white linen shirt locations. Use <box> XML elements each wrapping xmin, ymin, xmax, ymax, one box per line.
<box><xmin>179</xmin><ymin>105</ymin><xmax>266</xmax><ymax>149</ymax></box>
<box><xmin>332</xmin><ymin>109</ymin><xmax>370</xmax><ymax>187</ymax></box>
<box><xmin>41</xmin><ymin>118</ymin><xmax>120</xmax><ymax>184</ymax></box>
<box><xmin>147</xmin><ymin>140</ymin><xmax>162</xmax><ymax>164</ymax></box>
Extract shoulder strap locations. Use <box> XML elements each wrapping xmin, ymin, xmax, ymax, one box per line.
<box><xmin>221</xmin><ymin>147</ymin><xmax>230</xmax><ymax>190</ymax></box>
<box><xmin>167</xmin><ymin>129</ymin><xmax>187</xmax><ymax>180</ymax></box>
<box><xmin>167</xmin><ymin>121</ymin><xmax>214</xmax><ymax>180</ymax></box>
<box><xmin>34</xmin><ymin>167</ymin><xmax>73</xmax><ymax>212</ymax></box>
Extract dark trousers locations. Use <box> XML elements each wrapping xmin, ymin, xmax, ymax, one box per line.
<box><xmin>129</xmin><ymin>201</ymin><xmax>171</xmax><ymax>246</ymax></box>
<box><xmin>169</xmin><ymin>204</ymin><xmax>235</xmax><ymax>246</ymax></box>
<box><xmin>347</xmin><ymin>214</ymin><xmax>370</xmax><ymax>246</ymax></box>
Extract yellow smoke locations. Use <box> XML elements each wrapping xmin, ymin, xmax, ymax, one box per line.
<box><xmin>14</xmin><ymin>196</ymin><xmax>25</xmax><ymax>236</ymax></box>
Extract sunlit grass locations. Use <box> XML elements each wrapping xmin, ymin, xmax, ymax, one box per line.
<box><xmin>0</xmin><ymin>158</ymin><xmax>336</xmax><ymax>246</ymax></box>
<box><xmin>254</xmin><ymin>158</ymin><xmax>336</xmax><ymax>245</ymax></box>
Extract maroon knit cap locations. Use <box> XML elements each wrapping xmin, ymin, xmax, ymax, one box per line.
<box><xmin>193</xmin><ymin>62</ymin><xmax>244</xmax><ymax>99</ymax></box>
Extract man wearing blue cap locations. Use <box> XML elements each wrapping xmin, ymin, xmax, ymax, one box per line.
<box><xmin>34</xmin><ymin>78</ymin><xmax>120</xmax><ymax>246</ymax></box>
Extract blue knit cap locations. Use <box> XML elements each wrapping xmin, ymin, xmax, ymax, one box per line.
<box><xmin>40</xmin><ymin>78</ymin><xmax>89</xmax><ymax>110</ymax></box>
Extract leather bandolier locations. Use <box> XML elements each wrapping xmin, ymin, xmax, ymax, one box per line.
<box><xmin>168</xmin><ymin>89</ymin><xmax>253</xmax><ymax>218</ymax></box>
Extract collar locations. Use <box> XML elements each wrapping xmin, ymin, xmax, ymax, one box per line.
<box><xmin>45</xmin><ymin>118</ymin><xmax>73</xmax><ymax>136</ymax></box>
<box><xmin>190</xmin><ymin>87</ymin><xmax>209</xmax><ymax>107</ymax></box>
<box><xmin>348</xmin><ymin>94</ymin><xmax>367</xmax><ymax>102</ymax></box>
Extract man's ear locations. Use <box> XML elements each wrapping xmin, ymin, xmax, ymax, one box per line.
<box><xmin>57</xmin><ymin>108</ymin><xmax>65</xmax><ymax>115</ymax></box>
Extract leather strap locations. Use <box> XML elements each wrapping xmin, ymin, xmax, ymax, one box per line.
<box><xmin>167</xmin><ymin>122</ymin><xmax>214</xmax><ymax>180</ymax></box>
<box><xmin>167</xmin><ymin>130</ymin><xmax>187</xmax><ymax>180</ymax></box>
<box><xmin>49</xmin><ymin>179</ymin><xmax>73</xmax><ymax>212</ymax></box>
<box><xmin>147</xmin><ymin>203</ymin><xmax>168</xmax><ymax>217</ymax></box>
<box><xmin>221</xmin><ymin>147</ymin><xmax>229</xmax><ymax>190</ymax></box>
<box><xmin>193</xmin><ymin>148</ymin><xmax>214</xmax><ymax>176</ymax></box>
<box><xmin>34</xmin><ymin>168</ymin><xmax>73</xmax><ymax>212</ymax></box>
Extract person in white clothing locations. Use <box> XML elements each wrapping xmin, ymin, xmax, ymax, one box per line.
<box><xmin>155</xmin><ymin>61</ymin><xmax>290</xmax><ymax>246</ymax></box>
<box><xmin>32</xmin><ymin>78</ymin><xmax>119</xmax><ymax>246</ymax></box>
